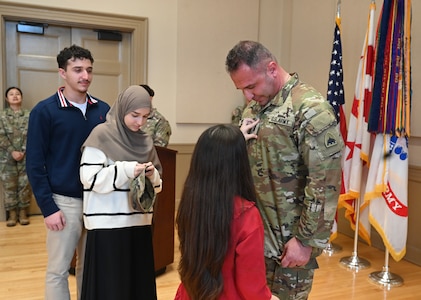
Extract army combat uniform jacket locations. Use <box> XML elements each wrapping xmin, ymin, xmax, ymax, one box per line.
<box><xmin>243</xmin><ymin>73</ymin><xmax>344</xmax><ymax>269</ymax></box>
<box><xmin>0</xmin><ymin>107</ymin><xmax>32</xmax><ymax>209</ymax></box>
<box><xmin>0</xmin><ymin>107</ymin><xmax>30</xmax><ymax>171</ymax></box>
<box><xmin>141</xmin><ymin>107</ymin><xmax>172</xmax><ymax>147</ymax></box>
<box><xmin>231</xmin><ymin>104</ymin><xmax>246</xmax><ymax>126</ymax></box>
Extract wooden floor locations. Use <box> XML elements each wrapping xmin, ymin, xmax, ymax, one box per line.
<box><xmin>1</xmin><ymin>215</ymin><xmax>420</xmax><ymax>300</ymax></box>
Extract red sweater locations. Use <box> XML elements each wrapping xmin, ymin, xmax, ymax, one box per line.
<box><xmin>175</xmin><ymin>196</ymin><xmax>272</xmax><ymax>300</ymax></box>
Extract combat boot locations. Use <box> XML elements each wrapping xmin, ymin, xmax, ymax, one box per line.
<box><xmin>19</xmin><ymin>208</ymin><xmax>30</xmax><ymax>225</ymax></box>
<box><xmin>6</xmin><ymin>209</ymin><xmax>17</xmax><ymax>227</ymax></box>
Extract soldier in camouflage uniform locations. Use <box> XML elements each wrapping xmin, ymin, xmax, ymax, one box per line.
<box><xmin>231</xmin><ymin>104</ymin><xmax>245</xmax><ymax>126</ymax></box>
<box><xmin>226</xmin><ymin>41</ymin><xmax>343</xmax><ymax>299</ymax></box>
<box><xmin>231</xmin><ymin>98</ymin><xmax>252</xmax><ymax>126</ymax></box>
<box><xmin>140</xmin><ymin>84</ymin><xmax>172</xmax><ymax>147</ymax></box>
<box><xmin>0</xmin><ymin>87</ymin><xmax>32</xmax><ymax>226</ymax></box>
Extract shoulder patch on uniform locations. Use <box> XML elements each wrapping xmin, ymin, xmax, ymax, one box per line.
<box><xmin>325</xmin><ymin>132</ymin><xmax>338</xmax><ymax>148</ymax></box>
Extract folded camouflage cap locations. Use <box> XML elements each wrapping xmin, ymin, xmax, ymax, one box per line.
<box><xmin>129</xmin><ymin>170</ymin><xmax>156</xmax><ymax>212</ymax></box>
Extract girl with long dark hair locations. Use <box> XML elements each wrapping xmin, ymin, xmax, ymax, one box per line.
<box><xmin>175</xmin><ymin>124</ymin><xmax>278</xmax><ymax>300</ymax></box>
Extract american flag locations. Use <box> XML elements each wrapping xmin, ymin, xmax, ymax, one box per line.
<box><xmin>327</xmin><ymin>18</ymin><xmax>346</xmax><ymax>128</ymax></box>
<box><xmin>326</xmin><ymin>16</ymin><xmax>346</xmax><ymax>243</ymax></box>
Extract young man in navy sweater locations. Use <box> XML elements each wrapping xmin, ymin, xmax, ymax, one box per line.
<box><xmin>26</xmin><ymin>45</ymin><xmax>110</xmax><ymax>300</ymax></box>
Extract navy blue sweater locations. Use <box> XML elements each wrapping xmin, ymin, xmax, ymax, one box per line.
<box><xmin>26</xmin><ymin>90</ymin><xmax>110</xmax><ymax>217</ymax></box>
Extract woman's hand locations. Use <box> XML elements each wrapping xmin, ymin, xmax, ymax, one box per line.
<box><xmin>134</xmin><ymin>161</ymin><xmax>154</xmax><ymax>178</ymax></box>
<box><xmin>240</xmin><ymin>118</ymin><xmax>259</xmax><ymax>141</ymax></box>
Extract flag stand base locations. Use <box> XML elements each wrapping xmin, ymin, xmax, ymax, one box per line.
<box><xmin>369</xmin><ymin>267</ymin><xmax>403</xmax><ymax>288</ymax></box>
<box><xmin>339</xmin><ymin>252</ymin><xmax>371</xmax><ymax>270</ymax></box>
<box><xmin>323</xmin><ymin>242</ymin><xmax>342</xmax><ymax>256</ymax></box>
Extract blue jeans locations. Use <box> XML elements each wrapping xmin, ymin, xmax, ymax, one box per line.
<box><xmin>45</xmin><ymin>194</ymin><xmax>86</xmax><ymax>300</ymax></box>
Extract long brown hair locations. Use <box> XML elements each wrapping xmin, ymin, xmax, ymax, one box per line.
<box><xmin>176</xmin><ymin>124</ymin><xmax>256</xmax><ymax>300</ymax></box>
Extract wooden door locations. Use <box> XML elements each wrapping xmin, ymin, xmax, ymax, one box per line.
<box><xmin>71</xmin><ymin>27</ymin><xmax>131</xmax><ymax>104</ymax></box>
<box><xmin>5</xmin><ymin>22</ymin><xmax>71</xmax><ymax>110</ymax></box>
<box><xmin>5</xmin><ymin>21</ymin><xmax>131</xmax><ymax>107</ymax></box>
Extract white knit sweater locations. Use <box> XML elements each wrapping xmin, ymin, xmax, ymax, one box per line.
<box><xmin>80</xmin><ymin>146</ymin><xmax>162</xmax><ymax>230</ymax></box>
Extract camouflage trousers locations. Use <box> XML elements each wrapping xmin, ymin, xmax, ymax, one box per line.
<box><xmin>265</xmin><ymin>257</ymin><xmax>315</xmax><ymax>300</ymax></box>
<box><xmin>0</xmin><ymin>159</ymin><xmax>32</xmax><ymax>211</ymax></box>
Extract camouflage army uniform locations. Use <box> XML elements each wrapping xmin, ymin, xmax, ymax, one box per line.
<box><xmin>231</xmin><ymin>104</ymin><xmax>246</xmax><ymax>126</ymax></box>
<box><xmin>0</xmin><ymin>107</ymin><xmax>32</xmax><ymax>211</ymax></box>
<box><xmin>242</xmin><ymin>73</ymin><xmax>343</xmax><ymax>299</ymax></box>
<box><xmin>141</xmin><ymin>107</ymin><xmax>172</xmax><ymax>147</ymax></box>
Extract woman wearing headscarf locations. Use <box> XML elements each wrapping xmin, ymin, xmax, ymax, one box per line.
<box><xmin>80</xmin><ymin>85</ymin><xmax>162</xmax><ymax>300</ymax></box>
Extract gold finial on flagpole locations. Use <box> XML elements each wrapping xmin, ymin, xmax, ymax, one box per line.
<box><xmin>337</xmin><ymin>0</ymin><xmax>341</xmax><ymax>19</ymax></box>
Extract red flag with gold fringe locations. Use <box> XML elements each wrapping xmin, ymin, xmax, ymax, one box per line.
<box><xmin>339</xmin><ymin>1</ymin><xmax>376</xmax><ymax>245</ymax></box>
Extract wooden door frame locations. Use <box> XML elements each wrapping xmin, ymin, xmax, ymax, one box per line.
<box><xmin>0</xmin><ymin>2</ymin><xmax>148</xmax><ymax>110</ymax></box>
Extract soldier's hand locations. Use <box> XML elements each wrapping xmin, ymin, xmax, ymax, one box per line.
<box><xmin>11</xmin><ymin>150</ymin><xmax>25</xmax><ymax>161</ymax></box>
<box><xmin>279</xmin><ymin>237</ymin><xmax>312</xmax><ymax>268</ymax></box>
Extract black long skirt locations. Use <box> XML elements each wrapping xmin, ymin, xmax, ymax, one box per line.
<box><xmin>81</xmin><ymin>225</ymin><xmax>157</xmax><ymax>300</ymax></box>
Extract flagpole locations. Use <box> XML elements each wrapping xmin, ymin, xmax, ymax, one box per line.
<box><xmin>336</xmin><ymin>0</ymin><xmax>341</xmax><ymax>18</ymax></box>
<box><xmin>323</xmin><ymin>0</ymin><xmax>344</xmax><ymax>259</ymax></box>
<box><xmin>369</xmin><ymin>249</ymin><xmax>403</xmax><ymax>287</ymax></box>
<box><xmin>323</xmin><ymin>242</ymin><xmax>342</xmax><ymax>256</ymax></box>
<box><xmin>339</xmin><ymin>197</ymin><xmax>371</xmax><ymax>270</ymax></box>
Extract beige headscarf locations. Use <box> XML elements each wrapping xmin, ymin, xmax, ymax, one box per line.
<box><xmin>82</xmin><ymin>85</ymin><xmax>162</xmax><ymax>174</ymax></box>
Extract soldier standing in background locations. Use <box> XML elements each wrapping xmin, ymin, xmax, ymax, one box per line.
<box><xmin>225</xmin><ymin>40</ymin><xmax>344</xmax><ymax>300</ymax></box>
<box><xmin>0</xmin><ymin>87</ymin><xmax>32</xmax><ymax>227</ymax></box>
<box><xmin>139</xmin><ymin>84</ymin><xmax>172</xmax><ymax>147</ymax></box>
